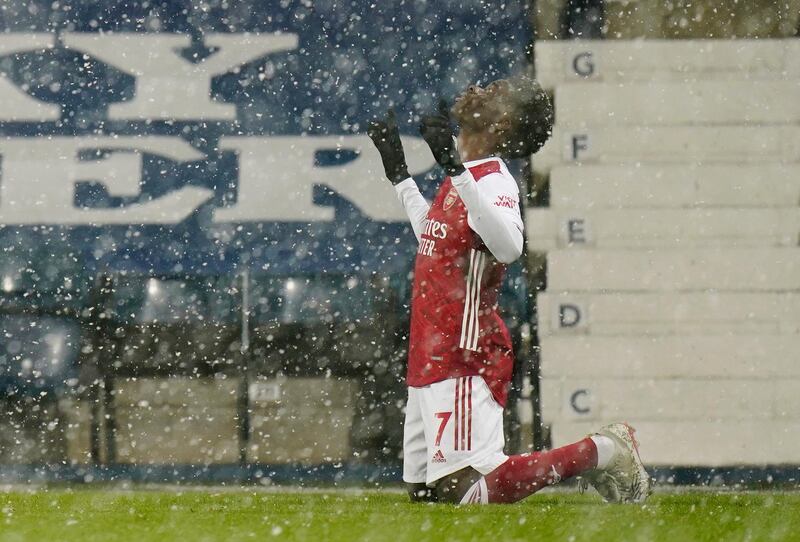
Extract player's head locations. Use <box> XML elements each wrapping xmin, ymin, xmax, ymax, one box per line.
<box><xmin>451</xmin><ymin>75</ymin><xmax>553</xmax><ymax>159</ymax></box>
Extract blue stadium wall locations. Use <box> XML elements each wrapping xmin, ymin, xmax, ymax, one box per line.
<box><xmin>0</xmin><ymin>0</ymin><xmax>535</xmax><ymax>482</ymax></box>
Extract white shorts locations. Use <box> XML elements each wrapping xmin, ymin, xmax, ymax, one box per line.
<box><xmin>402</xmin><ymin>376</ymin><xmax>508</xmax><ymax>486</ymax></box>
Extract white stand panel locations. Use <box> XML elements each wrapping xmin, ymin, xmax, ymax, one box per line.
<box><xmin>548</xmin><ymin>164</ymin><xmax>800</xmax><ymax>209</ymax></box>
<box><xmin>547</xmin><ymin>420</ymin><xmax>800</xmax><ymax>467</ymax></box>
<box><xmin>540</xmin><ymin>378</ymin><xmax>798</xmax><ymax>422</ymax></box>
<box><xmin>539</xmin><ymin>335</ymin><xmax>800</xmax><ymax>378</ymax></box>
<box><xmin>535</xmin><ymin>39</ymin><xmax>800</xmax><ymax>89</ymax></box>
<box><xmin>546</xmin><ymin>248</ymin><xmax>800</xmax><ymax>291</ymax></box>
<box><xmin>556</xmin><ymin>81</ymin><xmax>800</xmax><ymax>127</ymax></box>
<box><xmin>532</xmin><ymin>39</ymin><xmax>800</xmax><ymax>469</ymax></box>
<box><xmin>537</xmin><ymin>292</ymin><xmax>800</xmax><ymax>336</ymax></box>
<box><xmin>526</xmin><ymin>208</ymin><xmax>800</xmax><ymax>250</ymax></box>
<box><xmin>533</xmin><ymin>126</ymin><xmax>800</xmax><ymax>175</ymax></box>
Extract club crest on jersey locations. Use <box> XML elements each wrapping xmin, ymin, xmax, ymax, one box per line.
<box><xmin>443</xmin><ymin>187</ymin><xmax>459</xmax><ymax>211</ymax></box>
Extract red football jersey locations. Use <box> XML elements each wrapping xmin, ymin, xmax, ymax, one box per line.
<box><xmin>406</xmin><ymin>161</ymin><xmax>514</xmax><ymax>407</ymax></box>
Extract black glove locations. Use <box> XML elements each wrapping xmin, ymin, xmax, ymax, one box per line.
<box><xmin>419</xmin><ymin>99</ymin><xmax>465</xmax><ymax>176</ymax></box>
<box><xmin>367</xmin><ymin>108</ymin><xmax>410</xmax><ymax>185</ymax></box>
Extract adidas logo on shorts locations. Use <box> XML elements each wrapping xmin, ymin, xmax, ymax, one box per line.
<box><xmin>432</xmin><ymin>450</ymin><xmax>446</xmax><ymax>463</ymax></box>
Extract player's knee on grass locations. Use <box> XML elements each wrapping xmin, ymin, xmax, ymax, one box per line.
<box><xmin>434</xmin><ymin>467</ymin><xmax>482</xmax><ymax>504</ymax></box>
<box><xmin>407</xmin><ymin>483</ymin><xmax>437</xmax><ymax>503</ymax></box>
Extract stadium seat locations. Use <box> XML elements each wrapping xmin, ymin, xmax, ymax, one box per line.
<box><xmin>547</xmin><ymin>164</ymin><xmax>800</xmax><ymax>209</ymax></box>
<box><xmin>108</xmin><ymin>275</ymin><xmax>241</xmax><ymax>373</ymax></box>
<box><xmin>0</xmin><ymin>314</ymin><xmax>80</xmax><ymax>395</ymax></box>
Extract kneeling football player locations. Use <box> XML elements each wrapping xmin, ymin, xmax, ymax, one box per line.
<box><xmin>367</xmin><ymin>76</ymin><xmax>652</xmax><ymax>504</ymax></box>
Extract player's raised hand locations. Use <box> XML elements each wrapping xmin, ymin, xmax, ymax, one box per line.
<box><xmin>367</xmin><ymin>108</ymin><xmax>410</xmax><ymax>185</ymax></box>
<box><xmin>419</xmin><ymin>99</ymin><xmax>465</xmax><ymax>176</ymax></box>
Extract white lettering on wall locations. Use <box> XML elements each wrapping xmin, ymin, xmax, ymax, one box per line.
<box><xmin>62</xmin><ymin>32</ymin><xmax>299</xmax><ymax>120</ymax></box>
<box><xmin>0</xmin><ymin>32</ymin><xmax>435</xmax><ymax>226</ymax></box>
<box><xmin>0</xmin><ymin>34</ymin><xmax>60</xmax><ymax>121</ymax></box>
<box><xmin>0</xmin><ymin>137</ymin><xmax>212</xmax><ymax>225</ymax></box>
<box><xmin>214</xmin><ymin>135</ymin><xmax>435</xmax><ymax>223</ymax></box>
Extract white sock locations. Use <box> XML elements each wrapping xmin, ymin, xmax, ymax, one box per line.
<box><xmin>590</xmin><ymin>435</ymin><xmax>615</xmax><ymax>470</ymax></box>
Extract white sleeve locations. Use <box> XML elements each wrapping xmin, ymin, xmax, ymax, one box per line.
<box><xmin>451</xmin><ymin>169</ymin><xmax>524</xmax><ymax>264</ymax></box>
<box><xmin>394</xmin><ymin>177</ymin><xmax>430</xmax><ymax>243</ymax></box>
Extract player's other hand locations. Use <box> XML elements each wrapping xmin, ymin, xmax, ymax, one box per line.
<box><xmin>419</xmin><ymin>99</ymin><xmax>465</xmax><ymax>176</ymax></box>
<box><xmin>367</xmin><ymin>109</ymin><xmax>410</xmax><ymax>185</ymax></box>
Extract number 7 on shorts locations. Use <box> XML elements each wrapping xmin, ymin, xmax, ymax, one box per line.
<box><xmin>434</xmin><ymin>412</ymin><xmax>452</xmax><ymax>447</ymax></box>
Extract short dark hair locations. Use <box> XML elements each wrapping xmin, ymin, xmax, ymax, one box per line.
<box><xmin>502</xmin><ymin>76</ymin><xmax>554</xmax><ymax>159</ymax></box>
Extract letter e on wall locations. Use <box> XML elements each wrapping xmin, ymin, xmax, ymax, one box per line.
<box><xmin>558</xmin><ymin>216</ymin><xmax>592</xmax><ymax>247</ymax></box>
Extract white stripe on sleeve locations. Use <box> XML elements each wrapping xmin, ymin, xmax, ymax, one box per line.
<box><xmin>459</xmin><ymin>249</ymin><xmax>477</xmax><ymax>350</ymax></box>
<box><xmin>470</xmin><ymin>254</ymin><xmax>486</xmax><ymax>351</ymax></box>
<box><xmin>460</xmin><ymin>249</ymin><xmax>485</xmax><ymax>352</ymax></box>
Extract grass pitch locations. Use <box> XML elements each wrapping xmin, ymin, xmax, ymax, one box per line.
<box><xmin>1</xmin><ymin>487</ymin><xmax>798</xmax><ymax>541</ymax></box>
